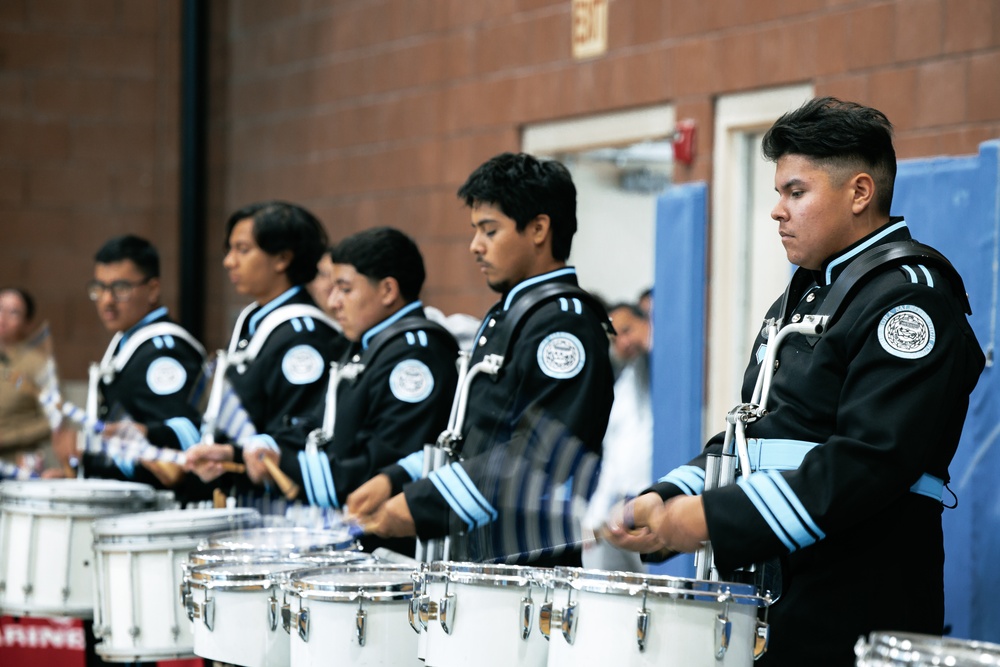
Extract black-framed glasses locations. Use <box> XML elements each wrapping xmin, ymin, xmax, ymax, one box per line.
<box><xmin>86</xmin><ymin>278</ymin><xmax>151</xmax><ymax>303</ymax></box>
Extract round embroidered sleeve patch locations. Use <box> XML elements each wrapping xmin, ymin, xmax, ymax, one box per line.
<box><xmin>878</xmin><ymin>305</ymin><xmax>935</xmax><ymax>359</ymax></box>
<box><xmin>389</xmin><ymin>359</ymin><xmax>434</xmax><ymax>403</ymax></box>
<box><xmin>281</xmin><ymin>344</ymin><xmax>325</xmax><ymax>384</ymax></box>
<box><xmin>537</xmin><ymin>332</ymin><xmax>586</xmax><ymax>379</ymax></box>
<box><xmin>146</xmin><ymin>357</ymin><xmax>187</xmax><ymax>395</ymax></box>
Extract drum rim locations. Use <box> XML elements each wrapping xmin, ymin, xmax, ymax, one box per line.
<box><xmin>188</xmin><ymin>559</ymin><xmax>314</xmax><ymax>589</ymax></box>
<box><xmin>203</xmin><ymin>526</ymin><xmax>356</xmax><ymax>552</ymax></box>
<box><xmin>287</xmin><ymin>563</ymin><xmax>417</xmax><ymax>601</ymax></box>
<box><xmin>425</xmin><ymin>561</ymin><xmax>545</xmax><ymax>588</ymax></box>
<box><xmin>548</xmin><ymin>566</ymin><xmax>769</xmax><ymax>607</ymax></box>
<box><xmin>0</xmin><ymin>479</ymin><xmax>157</xmax><ymax>501</ymax></box>
<box><xmin>860</xmin><ymin>630</ymin><xmax>1000</xmax><ymax>662</ymax></box>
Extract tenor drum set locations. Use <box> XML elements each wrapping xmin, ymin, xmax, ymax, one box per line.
<box><xmin>1</xmin><ymin>477</ymin><xmax>997</xmax><ymax>666</ymax></box>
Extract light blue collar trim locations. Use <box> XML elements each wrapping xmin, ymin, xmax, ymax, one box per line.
<box><xmin>361</xmin><ymin>300</ymin><xmax>423</xmax><ymax>350</ymax></box>
<box><xmin>120</xmin><ymin>306</ymin><xmax>168</xmax><ymax>347</ymax></box>
<box><xmin>249</xmin><ymin>286</ymin><xmax>301</xmax><ymax>335</ymax></box>
<box><xmin>824</xmin><ymin>220</ymin><xmax>907</xmax><ymax>286</ymax></box>
<box><xmin>502</xmin><ymin>267</ymin><xmax>576</xmax><ymax>311</ymax></box>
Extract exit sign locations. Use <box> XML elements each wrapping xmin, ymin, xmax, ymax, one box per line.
<box><xmin>572</xmin><ymin>0</ymin><xmax>608</xmax><ymax>60</ymax></box>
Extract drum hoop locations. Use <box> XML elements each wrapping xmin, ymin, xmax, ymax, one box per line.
<box><xmin>288</xmin><ymin>564</ymin><xmax>417</xmax><ymax>602</ymax></box>
<box><xmin>189</xmin><ymin>560</ymin><xmax>313</xmax><ymax>588</ymax></box>
<box><xmin>0</xmin><ymin>480</ymin><xmax>157</xmax><ymax>504</ymax></box>
<box><xmin>427</xmin><ymin>561</ymin><xmax>544</xmax><ymax>588</ymax></box>
<box><xmin>861</xmin><ymin>631</ymin><xmax>1000</xmax><ymax>662</ymax></box>
<box><xmin>205</xmin><ymin>526</ymin><xmax>356</xmax><ymax>552</ymax></box>
<box><xmin>550</xmin><ymin>567</ymin><xmax>769</xmax><ymax>607</ymax></box>
<box><xmin>92</xmin><ymin>508</ymin><xmax>262</xmax><ymax>540</ymax></box>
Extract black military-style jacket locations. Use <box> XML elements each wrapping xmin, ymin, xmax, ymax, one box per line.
<box><xmin>400</xmin><ymin>268</ymin><xmax>615</xmax><ymax>565</ymax></box>
<box><xmin>650</xmin><ymin>220</ymin><xmax>985</xmax><ymax>666</ymax></box>
<box><xmin>268</xmin><ymin>303</ymin><xmax>458</xmax><ymax>507</ymax></box>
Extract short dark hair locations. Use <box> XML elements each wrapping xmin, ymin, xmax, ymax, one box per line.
<box><xmin>226</xmin><ymin>201</ymin><xmax>328</xmax><ymax>285</ymax></box>
<box><xmin>328</xmin><ymin>227</ymin><xmax>425</xmax><ymax>303</ymax></box>
<box><xmin>457</xmin><ymin>152</ymin><xmax>577</xmax><ymax>261</ymax></box>
<box><xmin>0</xmin><ymin>287</ymin><xmax>35</xmax><ymax>321</ymax></box>
<box><xmin>94</xmin><ymin>235</ymin><xmax>160</xmax><ymax>279</ymax></box>
<box><xmin>762</xmin><ymin>97</ymin><xmax>897</xmax><ymax>215</ymax></box>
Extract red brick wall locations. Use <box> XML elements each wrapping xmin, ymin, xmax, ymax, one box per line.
<box><xmin>0</xmin><ymin>0</ymin><xmax>182</xmax><ymax>379</ymax></box>
<box><xmin>4</xmin><ymin>0</ymin><xmax>999</xmax><ymax>377</ymax></box>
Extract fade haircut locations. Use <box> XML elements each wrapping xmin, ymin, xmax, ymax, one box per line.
<box><xmin>94</xmin><ymin>235</ymin><xmax>160</xmax><ymax>279</ymax></box>
<box><xmin>225</xmin><ymin>201</ymin><xmax>328</xmax><ymax>285</ymax></box>
<box><xmin>762</xmin><ymin>97</ymin><xmax>897</xmax><ymax>216</ymax></box>
<box><xmin>328</xmin><ymin>227</ymin><xmax>426</xmax><ymax>303</ymax></box>
<box><xmin>457</xmin><ymin>152</ymin><xmax>578</xmax><ymax>261</ymax></box>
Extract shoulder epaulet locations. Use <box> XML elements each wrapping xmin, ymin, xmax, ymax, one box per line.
<box><xmin>492</xmin><ymin>282</ymin><xmax>613</xmax><ymax>362</ymax></box>
<box><xmin>229</xmin><ymin>304</ymin><xmax>338</xmax><ymax>366</ymax></box>
<box><xmin>782</xmin><ymin>240</ymin><xmax>971</xmax><ymax>331</ymax></box>
<box><xmin>360</xmin><ymin>316</ymin><xmax>458</xmax><ymax>367</ymax></box>
<box><xmin>108</xmin><ymin>322</ymin><xmax>206</xmax><ymax>375</ymax></box>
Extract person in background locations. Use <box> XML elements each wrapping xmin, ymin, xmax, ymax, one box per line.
<box><xmin>0</xmin><ymin>287</ymin><xmax>53</xmax><ymax>474</ymax></box>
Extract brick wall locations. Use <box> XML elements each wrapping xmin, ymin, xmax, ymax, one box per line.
<box><xmin>0</xmin><ymin>0</ymin><xmax>182</xmax><ymax>379</ymax></box>
<box><xmin>3</xmin><ymin>0</ymin><xmax>999</xmax><ymax>377</ymax></box>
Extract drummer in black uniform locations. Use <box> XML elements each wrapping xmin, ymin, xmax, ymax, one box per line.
<box><xmin>74</xmin><ymin>235</ymin><xmax>209</xmax><ymax>502</ymax></box>
<box><xmin>185</xmin><ymin>201</ymin><xmax>347</xmax><ymax>507</ymax></box>
<box><xmin>349</xmin><ymin>152</ymin><xmax>615</xmax><ymax>567</ymax></box>
<box><xmin>602</xmin><ymin>98</ymin><xmax>985</xmax><ymax>665</ymax></box>
<box><xmin>188</xmin><ymin>227</ymin><xmax>458</xmax><ymax>515</ymax></box>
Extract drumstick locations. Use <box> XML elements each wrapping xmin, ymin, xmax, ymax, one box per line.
<box><xmin>262</xmin><ymin>456</ymin><xmax>300</xmax><ymax>500</ymax></box>
<box><xmin>147</xmin><ymin>460</ymin><xmax>187</xmax><ymax>487</ymax></box>
<box><xmin>221</xmin><ymin>461</ymin><xmax>246</xmax><ymax>474</ymax></box>
<box><xmin>213</xmin><ymin>487</ymin><xmax>228</xmax><ymax>508</ymax></box>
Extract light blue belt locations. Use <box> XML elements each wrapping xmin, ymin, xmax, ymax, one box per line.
<box><xmin>747</xmin><ymin>438</ymin><xmax>944</xmax><ymax>501</ymax></box>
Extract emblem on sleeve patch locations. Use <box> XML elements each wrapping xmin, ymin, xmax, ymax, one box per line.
<box><xmin>755</xmin><ymin>343</ymin><xmax>768</xmax><ymax>365</ymax></box>
<box><xmin>537</xmin><ymin>332</ymin><xmax>586</xmax><ymax>379</ymax></box>
<box><xmin>878</xmin><ymin>305</ymin><xmax>935</xmax><ymax>359</ymax></box>
<box><xmin>146</xmin><ymin>358</ymin><xmax>187</xmax><ymax>395</ymax></box>
<box><xmin>281</xmin><ymin>345</ymin><xmax>324</xmax><ymax>384</ymax></box>
<box><xmin>389</xmin><ymin>359</ymin><xmax>434</xmax><ymax>403</ymax></box>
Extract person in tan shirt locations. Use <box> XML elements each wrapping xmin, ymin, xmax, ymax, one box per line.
<box><xmin>0</xmin><ymin>287</ymin><xmax>52</xmax><ymax>470</ymax></box>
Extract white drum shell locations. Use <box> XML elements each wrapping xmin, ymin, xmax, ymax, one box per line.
<box><xmin>423</xmin><ymin>563</ymin><xmax>548</xmax><ymax>667</ymax></box>
<box><xmin>545</xmin><ymin>570</ymin><xmax>762</xmax><ymax>667</ymax></box>
<box><xmin>0</xmin><ymin>479</ymin><xmax>156</xmax><ymax>617</ymax></box>
<box><xmin>287</xmin><ymin>565</ymin><xmax>420</xmax><ymax>667</ymax></box>
<box><xmin>91</xmin><ymin>507</ymin><xmax>261</xmax><ymax>662</ymax></box>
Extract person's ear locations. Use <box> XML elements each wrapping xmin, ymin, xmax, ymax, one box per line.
<box><xmin>851</xmin><ymin>172</ymin><xmax>876</xmax><ymax>215</ymax></box>
<box><xmin>528</xmin><ymin>214</ymin><xmax>551</xmax><ymax>247</ymax></box>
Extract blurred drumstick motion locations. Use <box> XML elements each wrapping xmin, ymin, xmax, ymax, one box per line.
<box><xmin>261</xmin><ymin>456</ymin><xmax>300</xmax><ymax>500</ymax></box>
<box><xmin>213</xmin><ymin>487</ymin><xmax>228</xmax><ymax>508</ymax></box>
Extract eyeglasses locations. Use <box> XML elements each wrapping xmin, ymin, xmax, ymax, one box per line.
<box><xmin>86</xmin><ymin>278</ymin><xmax>151</xmax><ymax>302</ymax></box>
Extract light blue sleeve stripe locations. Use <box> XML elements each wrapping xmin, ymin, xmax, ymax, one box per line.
<box><xmin>113</xmin><ymin>456</ymin><xmax>136</xmax><ymax>478</ymax></box>
<box><xmin>918</xmin><ymin>264</ymin><xmax>934</xmax><ymax>287</ymax></box>
<box><xmin>417</xmin><ymin>330</ymin><xmax>428</xmax><ymax>347</ymax></box>
<box><xmin>738</xmin><ymin>471</ymin><xmax>824</xmax><ymax>551</ymax></box>
<box><xmin>572</xmin><ymin>297</ymin><xmax>582</xmax><ymax>314</ymax></box>
<box><xmin>153</xmin><ymin>337</ymin><xmax>164</xmax><ymax>349</ymax></box>
<box><xmin>910</xmin><ymin>473</ymin><xmax>944</xmax><ymax>500</ymax></box>
<box><xmin>765</xmin><ymin>470</ymin><xmax>825</xmax><ymax>540</ymax></box>
<box><xmin>165</xmin><ymin>417</ymin><xmax>201</xmax><ymax>450</ymax></box>
<box><xmin>304</xmin><ymin>316</ymin><xmax>315</xmax><ymax>331</ymax></box>
<box><xmin>428</xmin><ymin>463</ymin><xmax>497</xmax><ymax>529</ymax></box>
<box><xmin>901</xmin><ymin>265</ymin><xmax>918</xmax><ymax>283</ymax></box>
<box><xmin>657</xmin><ymin>465</ymin><xmax>706</xmax><ymax>495</ymax></box>
<box><xmin>429</xmin><ymin>472</ymin><xmax>477</xmax><ymax>531</ymax></box>
<box><xmin>291</xmin><ymin>318</ymin><xmax>303</xmax><ymax>332</ymax></box>
<box><xmin>320</xmin><ymin>454</ymin><xmax>339</xmax><ymax>509</ymax></box>
<box><xmin>736</xmin><ymin>476</ymin><xmax>796</xmax><ymax>552</ymax></box>
<box><xmin>398</xmin><ymin>450</ymin><xmax>425</xmax><ymax>481</ymax></box>
<box><xmin>305</xmin><ymin>449</ymin><xmax>331</xmax><ymax>507</ymax></box>
<box><xmin>405</xmin><ymin>332</ymin><xmax>416</xmax><ymax>345</ymax></box>
<box><xmin>164</xmin><ymin>335</ymin><xmax>175</xmax><ymax>348</ymax></box>
<box><xmin>298</xmin><ymin>451</ymin><xmax>317</xmax><ymax>506</ymax></box>
<box><xmin>558</xmin><ymin>297</ymin><xmax>568</xmax><ymax>311</ymax></box>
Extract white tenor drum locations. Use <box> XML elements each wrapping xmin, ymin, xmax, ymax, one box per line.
<box><xmin>187</xmin><ymin>559</ymin><xmax>329</xmax><ymax>667</ymax></box>
<box><xmin>284</xmin><ymin>563</ymin><xmax>420</xmax><ymax>667</ymax></box>
<box><xmin>855</xmin><ymin>631</ymin><xmax>1000</xmax><ymax>666</ymax></box>
<box><xmin>91</xmin><ymin>507</ymin><xmax>262</xmax><ymax>663</ymax></box>
<box><xmin>420</xmin><ymin>561</ymin><xmax>549</xmax><ymax>667</ymax></box>
<box><xmin>202</xmin><ymin>525</ymin><xmax>359</xmax><ymax>554</ymax></box>
<box><xmin>542</xmin><ymin>568</ymin><xmax>770</xmax><ymax>667</ymax></box>
<box><xmin>0</xmin><ymin>479</ymin><xmax>157</xmax><ymax>617</ymax></box>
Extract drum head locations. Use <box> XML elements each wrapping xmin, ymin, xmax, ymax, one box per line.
<box><xmin>0</xmin><ymin>479</ymin><xmax>157</xmax><ymax>509</ymax></box>
<box><xmin>289</xmin><ymin>563</ymin><xmax>416</xmax><ymax>602</ymax></box>
<box><xmin>203</xmin><ymin>526</ymin><xmax>357</xmax><ymax>553</ymax></box>
<box><xmin>93</xmin><ymin>507</ymin><xmax>263</xmax><ymax>539</ymax></box>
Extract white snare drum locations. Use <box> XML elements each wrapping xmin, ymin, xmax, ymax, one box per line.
<box><xmin>855</xmin><ymin>631</ymin><xmax>1000</xmax><ymax>666</ymax></box>
<box><xmin>202</xmin><ymin>525</ymin><xmax>359</xmax><ymax>554</ymax></box>
<box><xmin>542</xmin><ymin>568</ymin><xmax>770</xmax><ymax>667</ymax></box>
<box><xmin>0</xmin><ymin>479</ymin><xmax>157</xmax><ymax>617</ymax></box>
<box><xmin>420</xmin><ymin>561</ymin><xmax>549</xmax><ymax>667</ymax></box>
<box><xmin>91</xmin><ymin>507</ymin><xmax>262</xmax><ymax>663</ymax></box>
<box><xmin>284</xmin><ymin>563</ymin><xmax>420</xmax><ymax>667</ymax></box>
<box><xmin>187</xmin><ymin>559</ymin><xmax>322</xmax><ymax>667</ymax></box>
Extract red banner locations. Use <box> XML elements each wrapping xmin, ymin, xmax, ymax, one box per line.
<box><xmin>0</xmin><ymin>615</ymin><xmax>85</xmax><ymax>667</ymax></box>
